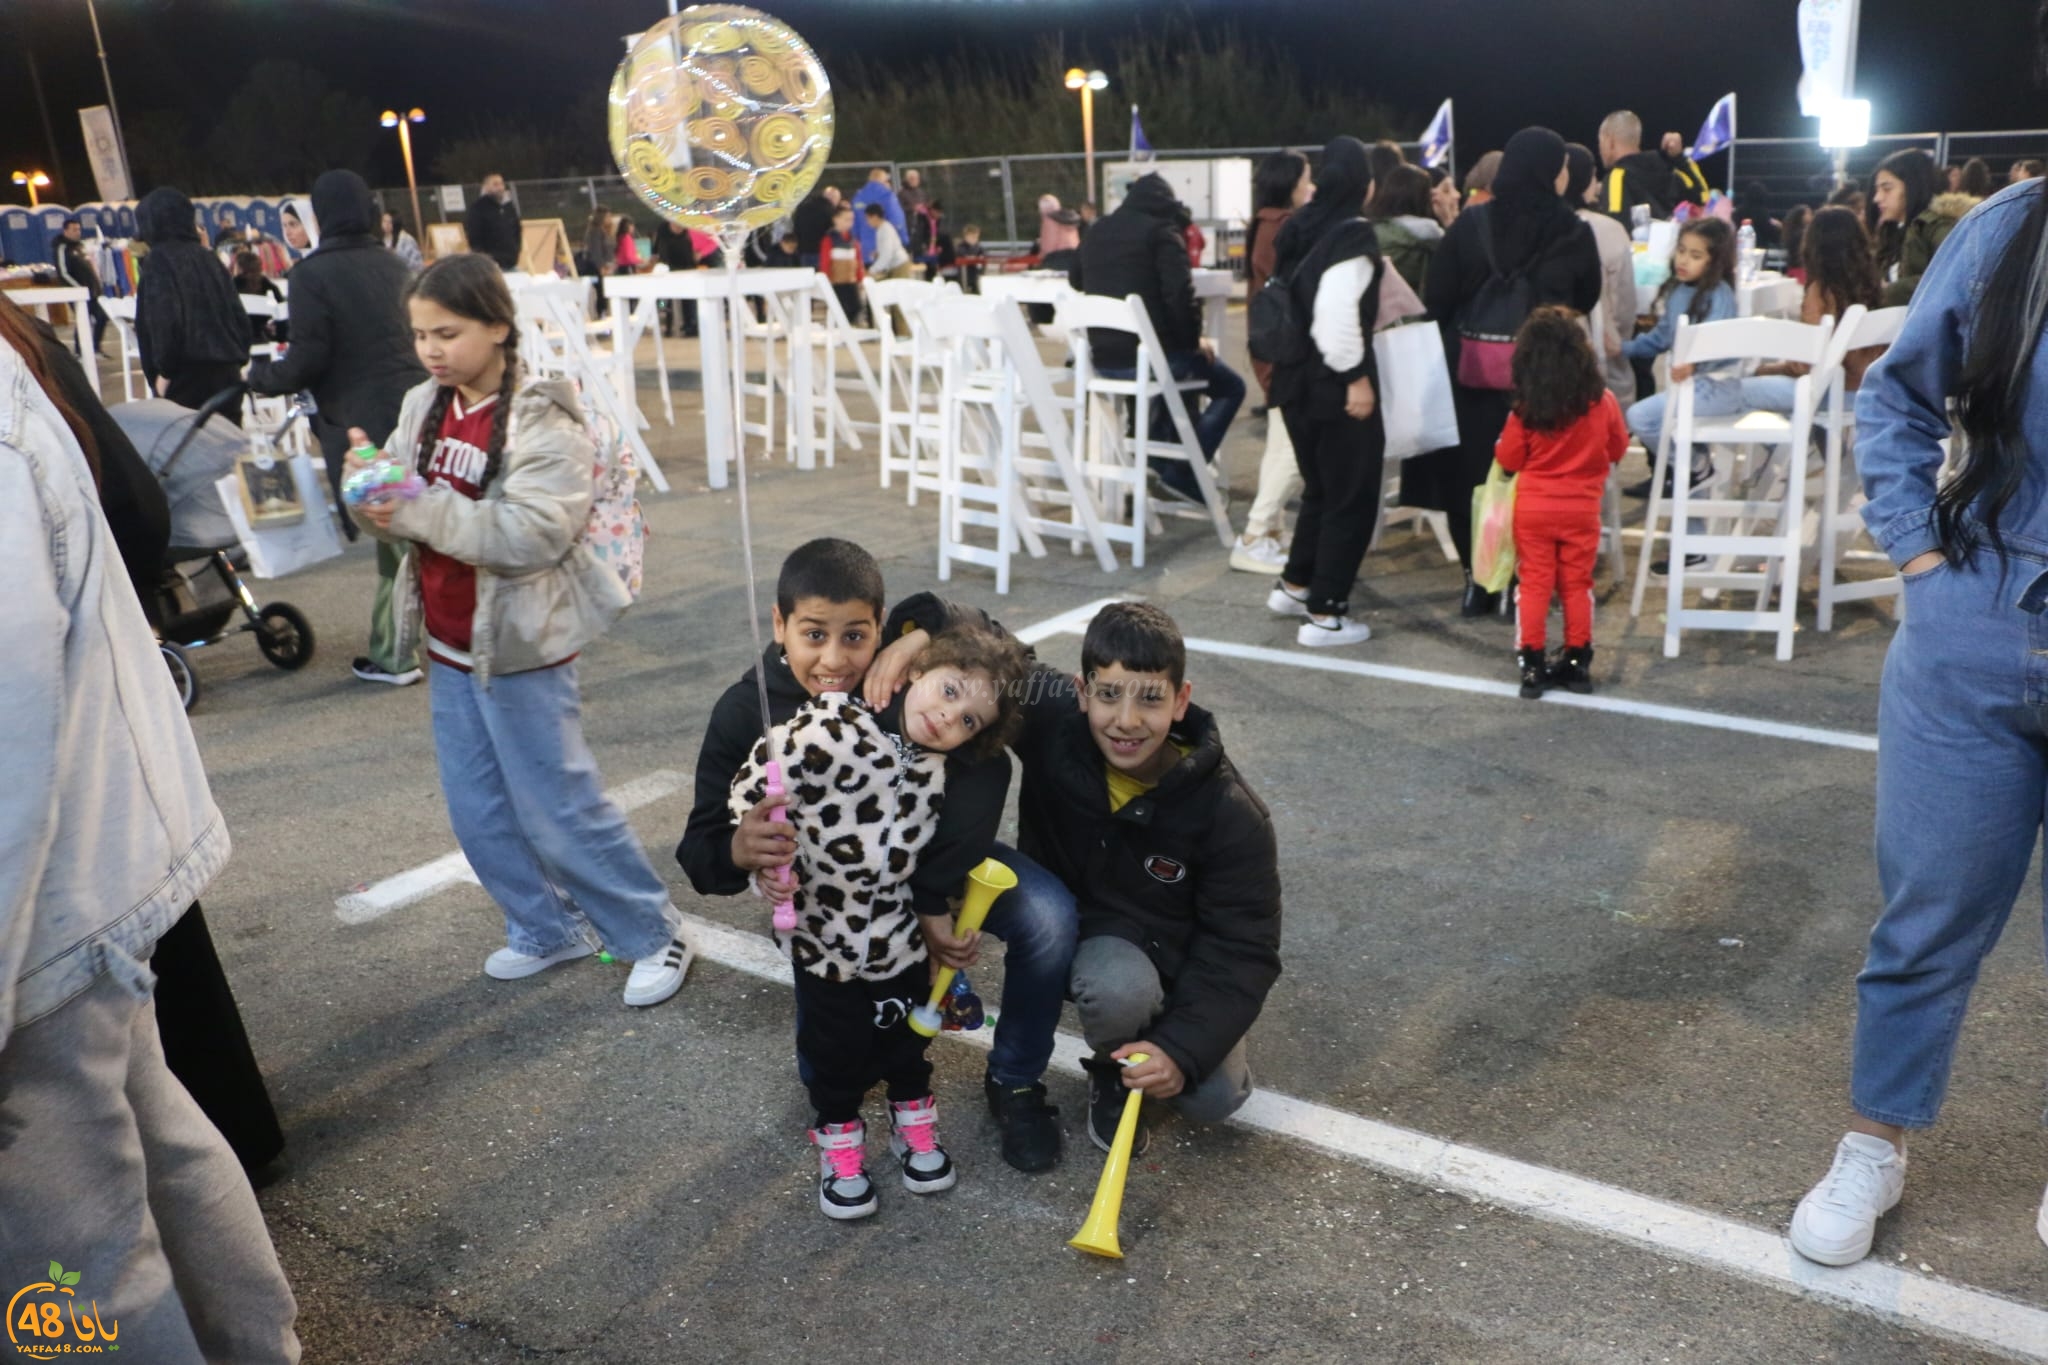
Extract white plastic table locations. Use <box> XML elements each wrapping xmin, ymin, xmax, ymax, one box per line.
<box><xmin>605</xmin><ymin>268</ymin><xmax>823</xmax><ymax>489</ymax></box>
<box><xmin>7</xmin><ymin>285</ymin><xmax>97</xmax><ymax>397</ymax></box>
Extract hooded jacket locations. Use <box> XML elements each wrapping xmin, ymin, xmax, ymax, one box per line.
<box><xmin>674</xmin><ymin>593</ymin><xmax>1014</xmax><ymax>925</ymax></box>
<box><xmin>1883</xmin><ymin>191</ymin><xmax>1979</xmax><ymax>307</ymax></box>
<box><xmin>133</xmin><ymin>187</ymin><xmax>251</xmax><ymax>387</ymax></box>
<box><xmin>249</xmin><ymin>170</ymin><xmax>427</xmax><ymax>467</ymax></box>
<box><xmin>1069</xmin><ymin>173</ymin><xmax>1201</xmax><ymax>371</ymax></box>
<box><xmin>1372</xmin><ymin>214</ymin><xmax>1444</xmax><ymax>296</ymax></box>
<box><xmin>359</xmin><ymin>375</ymin><xmax>629</xmax><ymax>684</ymax></box>
<box><xmin>851</xmin><ymin>178</ymin><xmax>908</xmax><ymax>265</ymax></box>
<box><xmin>1014</xmin><ymin>667</ymin><xmax>1281</xmax><ymax>1088</ymax></box>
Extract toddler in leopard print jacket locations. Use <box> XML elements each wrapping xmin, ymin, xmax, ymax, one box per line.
<box><xmin>732</xmin><ymin>628</ymin><xmax>1027</xmax><ymax>1221</ymax></box>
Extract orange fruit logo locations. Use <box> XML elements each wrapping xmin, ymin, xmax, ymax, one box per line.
<box><xmin>6</xmin><ymin>1261</ymin><xmax>120</xmax><ymax>1354</ymax></box>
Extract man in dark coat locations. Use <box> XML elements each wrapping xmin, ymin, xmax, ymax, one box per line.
<box><xmin>1069</xmin><ymin>173</ymin><xmax>1244</xmax><ymax>499</ymax></box>
<box><xmin>51</xmin><ymin>216</ymin><xmax>109</xmax><ymax>354</ymax></box>
<box><xmin>464</xmin><ymin>174</ymin><xmax>523</xmax><ymax>270</ymax></box>
<box><xmin>249</xmin><ymin>169</ymin><xmax>429</xmax><ymax>686</ymax></box>
<box><xmin>134</xmin><ymin>186</ymin><xmax>252</xmax><ymax>426</ymax></box>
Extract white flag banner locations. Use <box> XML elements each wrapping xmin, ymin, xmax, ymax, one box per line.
<box><xmin>78</xmin><ymin>105</ymin><xmax>131</xmax><ymax>203</ymax></box>
<box><xmin>1797</xmin><ymin>0</ymin><xmax>1857</xmax><ymax>118</ymax></box>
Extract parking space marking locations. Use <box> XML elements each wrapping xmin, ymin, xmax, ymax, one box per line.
<box><xmin>1019</xmin><ymin>596</ymin><xmax>1877</xmax><ymax>752</ymax></box>
<box><xmin>332</xmin><ymin>768</ymin><xmax>688</xmax><ymax>924</ymax></box>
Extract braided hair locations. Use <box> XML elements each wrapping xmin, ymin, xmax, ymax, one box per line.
<box><xmin>403</xmin><ymin>253</ymin><xmax>523</xmax><ymax>490</ymax></box>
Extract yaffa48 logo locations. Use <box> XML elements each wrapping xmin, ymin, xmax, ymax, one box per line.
<box><xmin>6</xmin><ymin>1260</ymin><xmax>120</xmax><ymax>1353</ymax></box>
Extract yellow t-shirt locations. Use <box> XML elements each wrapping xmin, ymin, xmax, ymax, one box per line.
<box><xmin>1106</xmin><ymin>741</ymin><xmax>1190</xmax><ymax>812</ymax></box>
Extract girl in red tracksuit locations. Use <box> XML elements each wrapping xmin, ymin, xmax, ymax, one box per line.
<box><xmin>1495</xmin><ymin>306</ymin><xmax>1630</xmax><ymax>699</ymax></box>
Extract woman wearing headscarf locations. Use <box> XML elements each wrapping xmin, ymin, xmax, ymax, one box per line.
<box><xmin>1263</xmin><ymin>136</ymin><xmax>1385</xmax><ymax>648</ymax></box>
<box><xmin>1568</xmin><ymin>142</ymin><xmax>1639</xmax><ymax>406</ymax></box>
<box><xmin>1417</xmin><ymin>127</ymin><xmax>1602</xmax><ymax>615</ymax></box>
<box><xmin>134</xmin><ymin>185</ymin><xmax>253</xmax><ymax>427</ymax></box>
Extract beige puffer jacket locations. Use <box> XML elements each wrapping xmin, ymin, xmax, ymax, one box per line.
<box><xmin>359</xmin><ymin>375</ymin><xmax>630</xmax><ymax>684</ymax></box>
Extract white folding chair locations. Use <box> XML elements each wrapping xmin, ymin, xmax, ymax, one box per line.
<box><xmin>1633</xmin><ymin>314</ymin><xmax>1836</xmax><ymax>661</ymax></box>
<box><xmin>102</xmin><ymin>295</ymin><xmax>141</xmax><ymax>402</ymax></box>
<box><xmin>865</xmin><ymin>277</ymin><xmax>947</xmax><ymax>491</ymax></box>
<box><xmin>1056</xmin><ymin>293</ymin><xmax>1235</xmax><ymax>565</ymax></box>
<box><xmin>510</xmin><ymin>277</ymin><xmax>666</xmax><ymax>488</ymax></box>
<box><xmin>922</xmin><ymin>295</ymin><xmax>1040</xmax><ymax>594</ymax></box>
<box><xmin>1814</xmin><ymin>305</ymin><xmax>1908</xmax><ymax>631</ymax></box>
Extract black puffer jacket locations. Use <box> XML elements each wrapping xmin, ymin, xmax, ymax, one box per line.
<box><xmin>1068</xmin><ymin>173</ymin><xmax>1201</xmax><ymax>371</ymax></box>
<box><xmin>248</xmin><ymin>170</ymin><xmax>426</xmax><ymax>478</ymax></box>
<box><xmin>464</xmin><ymin>193</ymin><xmax>522</xmax><ymax>270</ymax></box>
<box><xmin>675</xmin><ymin>599</ymin><xmax>1014</xmax><ymax>924</ymax></box>
<box><xmin>133</xmin><ymin>187</ymin><xmax>250</xmax><ymax>387</ymax></box>
<box><xmin>1013</xmin><ymin>671</ymin><xmax>1281</xmax><ymax>1087</ymax></box>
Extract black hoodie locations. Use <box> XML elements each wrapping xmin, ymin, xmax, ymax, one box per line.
<box><xmin>1068</xmin><ymin>173</ymin><xmax>1201</xmax><ymax>370</ymax></box>
<box><xmin>248</xmin><ymin>170</ymin><xmax>426</xmax><ymax>470</ymax></box>
<box><xmin>675</xmin><ymin>594</ymin><xmax>1013</xmax><ymax>924</ymax></box>
<box><xmin>133</xmin><ymin>186</ymin><xmax>250</xmax><ymax>386</ymax></box>
<box><xmin>1600</xmin><ymin>148</ymin><xmax>1698</xmax><ymax>225</ymax></box>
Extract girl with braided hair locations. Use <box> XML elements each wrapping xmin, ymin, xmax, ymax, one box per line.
<box><xmin>348</xmin><ymin>252</ymin><xmax>694</xmax><ymax>1008</ymax></box>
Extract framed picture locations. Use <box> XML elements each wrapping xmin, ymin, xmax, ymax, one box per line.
<box><xmin>235</xmin><ymin>451</ymin><xmax>305</xmax><ymax>527</ymax></box>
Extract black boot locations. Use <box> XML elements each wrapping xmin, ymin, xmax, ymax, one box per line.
<box><xmin>1517</xmin><ymin>646</ymin><xmax>1548</xmax><ymax>699</ymax></box>
<box><xmin>1460</xmin><ymin>574</ymin><xmax>1500</xmax><ymax>619</ymax></box>
<box><xmin>1555</xmin><ymin>644</ymin><xmax>1595</xmax><ymax>695</ymax></box>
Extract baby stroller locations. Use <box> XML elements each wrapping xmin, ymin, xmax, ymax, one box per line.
<box><xmin>110</xmin><ymin>387</ymin><xmax>317</xmax><ymax>710</ymax></box>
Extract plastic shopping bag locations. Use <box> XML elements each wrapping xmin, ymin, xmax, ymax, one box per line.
<box><xmin>1373</xmin><ymin>320</ymin><xmax>1460</xmax><ymax>461</ymax></box>
<box><xmin>1469</xmin><ymin>460</ymin><xmax>1517</xmax><ymax>595</ymax></box>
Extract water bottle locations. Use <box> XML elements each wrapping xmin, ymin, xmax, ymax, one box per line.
<box><xmin>1737</xmin><ymin>220</ymin><xmax>1758</xmax><ymax>283</ymax></box>
<box><xmin>1631</xmin><ymin>204</ymin><xmax>1651</xmax><ymax>246</ymax></box>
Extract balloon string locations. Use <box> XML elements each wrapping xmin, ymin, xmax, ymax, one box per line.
<box><xmin>719</xmin><ymin>223</ymin><xmax>772</xmax><ymax>743</ymax></box>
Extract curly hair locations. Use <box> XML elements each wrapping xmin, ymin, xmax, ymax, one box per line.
<box><xmin>907</xmin><ymin>627</ymin><xmax>1030</xmax><ymax>762</ymax></box>
<box><xmin>1509</xmin><ymin>305</ymin><xmax>1606</xmax><ymax>432</ymax></box>
<box><xmin>1800</xmin><ymin>206</ymin><xmax>1882</xmax><ymax>319</ymax></box>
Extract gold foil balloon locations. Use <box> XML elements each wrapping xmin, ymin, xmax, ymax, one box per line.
<box><xmin>609</xmin><ymin>5</ymin><xmax>834</xmax><ymax>232</ymax></box>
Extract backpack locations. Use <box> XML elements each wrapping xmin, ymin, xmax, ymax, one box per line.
<box><xmin>581</xmin><ymin>409</ymin><xmax>647</xmax><ymax>600</ymax></box>
<box><xmin>1247</xmin><ymin>217</ymin><xmax>1358</xmax><ymax>368</ymax></box>
<box><xmin>1454</xmin><ymin>215</ymin><xmax>1538</xmax><ymax>390</ymax></box>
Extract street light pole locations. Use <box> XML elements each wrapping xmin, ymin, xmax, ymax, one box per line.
<box><xmin>13</xmin><ymin>172</ymin><xmax>51</xmax><ymax>208</ymax></box>
<box><xmin>1064</xmin><ymin>69</ymin><xmax>1109</xmax><ymax>206</ymax></box>
<box><xmin>382</xmin><ymin>108</ymin><xmax>427</xmax><ymax>242</ymax></box>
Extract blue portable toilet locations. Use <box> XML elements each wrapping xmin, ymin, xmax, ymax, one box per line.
<box><xmin>198</xmin><ymin>198</ymin><xmax>249</xmax><ymax>248</ymax></box>
<box><xmin>76</xmin><ymin>204</ymin><xmax>110</xmax><ymax>236</ymax></box>
<box><xmin>111</xmin><ymin>202</ymin><xmax>137</xmax><ymax>238</ymax></box>
<box><xmin>0</xmin><ymin>206</ymin><xmax>43</xmax><ymax>266</ymax></box>
<box><xmin>34</xmin><ymin>206</ymin><xmax>73</xmax><ymax>264</ymax></box>
<box><xmin>246</xmin><ymin>198</ymin><xmax>282</xmax><ymax>240</ymax></box>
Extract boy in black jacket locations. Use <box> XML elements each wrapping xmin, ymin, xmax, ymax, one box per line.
<box><xmin>674</xmin><ymin>538</ymin><xmax>1072</xmax><ymax>1172</ymax></box>
<box><xmin>880</xmin><ymin>600</ymin><xmax>1281</xmax><ymax>1152</ymax></box>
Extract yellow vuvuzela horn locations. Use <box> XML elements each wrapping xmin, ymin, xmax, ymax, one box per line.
<box><xmin>907</xmin><ymin>857</ymin><xmax>1017</xmax><ymax>1037</ymax></box>
<box><xmin>1068</xmin><ymin>1054</ymin><xmax>1147</xmax><ymax>1259</ymax></box>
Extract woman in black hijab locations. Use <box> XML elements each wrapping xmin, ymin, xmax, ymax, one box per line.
<box><xmin>1264</xmin><ymin>135</ymin><xmax>1387</xmax><ymax>647</ymax></box>
<box><xmin>134</xmin><ymin>187</ymin><xmax>253</xmax><ymax>427</ymax></box>
<box><xmin>1416</xmin><ymin>127</ymin><xmax>1602</xmax><ymax>615</ymax></box>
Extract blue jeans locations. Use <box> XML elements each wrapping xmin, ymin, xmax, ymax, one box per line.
<box><xmin>1097</xmin><ymin>351</ymin><xmax>1246</xmax><ymax>487</ymax></box>
<box><xmin>429</xmin><ymin>660</ymin><xmax>674</xmax><ymax>962</ymax></box>
<box><xmin>1854</xmin><ymin>548</ymin><xmax>2048</xmax><ymax>1127</ymax></box>
<box><xmin>792</xmin><ymin>842</ymin><xmax>1078</xmax><ymax>1089</ymax></box>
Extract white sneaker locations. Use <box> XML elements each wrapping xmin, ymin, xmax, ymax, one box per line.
<box><xmin>1266</xmin><ymin>582</ymin><xmax>1310</xmax><ymax>618</ymax></box>
<box><xmin>2037</xmin><ymin>1182</ymin><xmax>2047</xmax><ymax>1251</ymax></box>
<box><xmin>812</xmin><ymin>1120</ymin><xmax>878</xmax><ymax>1220</ymax></box>
<box><xmin>1298</xmin><ymin>614</ymin><xmax>1372</xmax><ymax>647</ymax></box>
<box><xmin>1788</xmin><ymin>1132</ymin><xmax>1906</xmax><ymax>1266</ymax></box>
<box><xmin>484</xmin><ymin>941</ymin><xmax>595</xmax><ymax>980</ymax></box>
<box><xmin>622</xmin><ymin>933</ymin><xmax>694</xmax><ymax>1007</ymax></box>
<box><xmin>1231</xmin><ymin>535</ymin><xmax>1288</xmax><ymax>574</ymax></box>
<box><xmin>888</xmin><ymin>1096</ymin><xmax>957</xmax><ymax>1194</ymax></box>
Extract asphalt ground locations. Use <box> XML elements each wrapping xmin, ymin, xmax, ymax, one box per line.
<box><xmin>108</xmin><ymin>309</ymin><xmax>2048</xmax><ymax>1362</ymax></box>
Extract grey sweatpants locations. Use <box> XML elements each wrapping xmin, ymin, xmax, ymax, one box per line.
<box><xmin>0</xmin><ymin>970</ymin><xmax>300</xmax><ymax>1363</ymax></box>
<box><xmin>1069</xmin><ymin>935</ymin><xmax>1254</xmax><ymax>1123</ymax></box>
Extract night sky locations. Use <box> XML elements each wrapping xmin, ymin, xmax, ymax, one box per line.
<box><xmin>4</xmin><ymin>0</ymin><xmax>2042</xmax><ymax>202</ymax></box>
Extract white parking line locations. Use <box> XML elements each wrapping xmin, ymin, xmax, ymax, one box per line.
<box><xmin>332</xmin><ymin>768</ymin><xmax>688</xmax><ymax>924</ymax></box>
<box><xmin>1019</xmin><ymin>596</ymin><xmax>1879</xmax><ymax>753</ymax></box>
